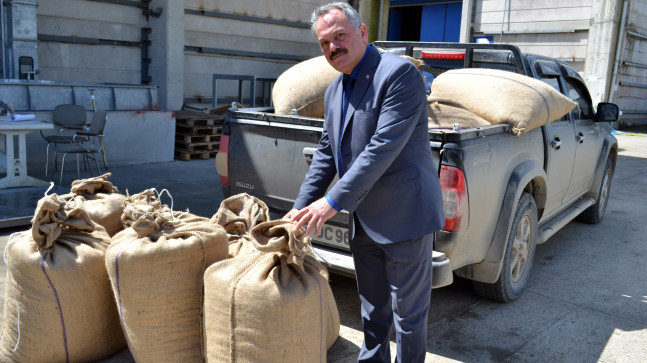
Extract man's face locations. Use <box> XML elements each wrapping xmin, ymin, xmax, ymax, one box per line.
<box><xmin>315</xmin><ymin>9</ymin><xmax>368</xmax><ymax>75</ymax></box>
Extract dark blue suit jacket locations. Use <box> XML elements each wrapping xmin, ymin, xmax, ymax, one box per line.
<box><xmin>294</xmin><ymin>44</ymin><xmax>445</xmax><ymax>244</ymax></box>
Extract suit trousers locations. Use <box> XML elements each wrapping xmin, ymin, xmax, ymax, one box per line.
<box><xmin>350</xmin><ymin>215</ymin><xmax>434</xmax><ymax>363</ymax></box>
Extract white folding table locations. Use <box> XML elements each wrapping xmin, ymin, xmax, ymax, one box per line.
<box><xmin>0</xmin><ymin>120</ymin><xmax>53</xmax><ymax>189</ymax></box>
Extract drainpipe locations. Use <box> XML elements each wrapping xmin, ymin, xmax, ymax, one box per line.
<box><xmin>609</xmin><ymin>0</ymin><xmax>629</xmax><ymax>104</ymax></box>
<box><xmin>499</xmin><ymin>0</ymin><xmax>509</xmax><ymax>43</ymax></box>
<box><xmin>1</xmin><ymin>1</ymin><xmax>5</xmax><ymax>78</ymax></box>
<box><xmin>377</xmin><ymin>0</ymin><xmax>384</xmax><ymax>40</ymax></box>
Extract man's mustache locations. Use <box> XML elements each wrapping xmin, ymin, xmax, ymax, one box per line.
<box><xmin>330</xmin><ymin>48</ymin><xmax>347</xmax><ymax>60</ymax></box>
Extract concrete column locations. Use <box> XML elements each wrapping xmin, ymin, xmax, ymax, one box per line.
<box><xmin>149</xmin><ymin>0</ymin><xmax>184</xmax><ymax>111</ymax></box>
<box><xmin>3</xmin><ymin>0</ymin><xmax>38</xmax><ymax>79</ymax></box>
<box><xmin>459</xmin><ymin>0</ymin><xmax>473</xmax><ymax>43</ymax></box>
<box><xmin>358</xmin><ymin>0</ymin><xmax>390</xmax><ymax>42</ymax></box>
<box><xmin>584</xmin><ymin>0</ymin><xmax>624</xmax><ymax>104</ymax></box>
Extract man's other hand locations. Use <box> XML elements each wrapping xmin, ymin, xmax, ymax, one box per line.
<box><xmin>284</xmin><ymin>198</ymin><xmax>337</xmax><ymax>237</ymax></box>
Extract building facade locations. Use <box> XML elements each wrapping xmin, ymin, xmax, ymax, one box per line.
<box><xmin>1</xmin><ymin>0</ymin><xmax>645</xmax><ymax>125</ymax></box>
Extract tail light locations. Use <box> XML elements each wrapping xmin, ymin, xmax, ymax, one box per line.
<box><xmin>421</xmin><ymin>51</ymin><xmax>465</xmax><ymax>61</ymax></box>
<box><xmin>215</xmin><ymin>135</ymin><xmax>230</xmax><ymax>186</ymax></box>
<box><xmin>439</xmin><ymin>165</ymin><xmax>468</xmax><ymax>232</ymax></box>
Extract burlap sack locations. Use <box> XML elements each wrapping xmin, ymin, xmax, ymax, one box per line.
<box><xmin>272</xmin><ymin>55</ymin><xmax>339</xmax><ymax>118</ymax></box>
<box><xmin>273</xmin><ymin>54</ymin><xmax>426</xmax><ymax>118</ymax></box>
<box><xmin>210</xmin><ymin>192</ymin><xmax>271</xmax><ymax>257</ymax></box>
<box><xmin>60</xmin><ymin>172</ymin><xmax>126</xmax><ymax>236</ymax></box>
<box><xmin>430</xmin><ymin>68</ymin><xmax>578</xmax><ymax>135</ymax></box>
<box><xmin>0</xmin><ymin>194</ymin><xmax>125</xmax><ymax>362</ymax></box>
<box><xmin>106</xmin><ymin>202</ymin><xmax>229</xmax><ymax>363</ymax></box>
<box><xmin>427</xmin><ymin>96</ymin><xmax>491</xmax><ymax>129</ymax></box>
<box><xmin>203</xmin><ymin>220</ymin><xmax>340</xmax><ymax>362</ymax></box>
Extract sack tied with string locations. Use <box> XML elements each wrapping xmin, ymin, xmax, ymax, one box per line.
<box><xmin>203</xmin><ymin>219</ymin><xmax>340</xmax><ymax>363</ymax></box>
<box><xmin>0</xmin><ymin>194</ymin><xmax>126</xmax><ymax>363</ymax></box>
<box><xmin>430</xmin><ymin>68</ymin><xmax>578</xmax><ymax>135</ymax></box>
<box><xmin>60</xmin><ymin>172</ymin><xmax>127</xmax><ymax>236</ymax></box>
<box><xmin>105</xmin><ymin>197</ymin><xmax>229</xmax><ymax>363</ymax></box>
<box><xmin>210</xmin><ymin>192</ymin><xmax>271</xmax><ymax>257</ymax></box>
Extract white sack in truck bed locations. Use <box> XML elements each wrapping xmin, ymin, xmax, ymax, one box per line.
<box><xmin>272</xmin><ymin>55</ymin><xmax>339</xmax><ymax>118</ymax></box>
<box><xmin>272</xmin><ymin>54</ymin><xmax>424</xmax><ymax>119</ymax></box>
<box><xmin>427</xmin><ymin>96</ymin><xmax>491</xmax><ymax>129</ymax></box>
<box><xmin>430</xmin><ymin>68</ymin><xmax>577</xmax><ymax>135</ymax></box>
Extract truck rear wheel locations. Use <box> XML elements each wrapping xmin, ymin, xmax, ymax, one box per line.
<box><xmin>473</xmin><ymin>193</ymin><xmax>537</xmax><ymax>302</ymax></box>
<box><xmin>577</xmin><ymin>158</ymin><xmax>613</xmax><ymax>224</ymax></box>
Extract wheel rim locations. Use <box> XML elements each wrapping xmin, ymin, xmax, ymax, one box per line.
<box><xmin>598</xmin><ymin>169</ymin><xmax>610</xmax><ymax>215</ymax></box>
<box><xmin>511</xmin><ymin>214</ymin><xmax>532</xmax><ymax>284</ymax></box>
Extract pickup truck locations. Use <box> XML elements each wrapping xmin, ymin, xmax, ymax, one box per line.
<box><xmin>215</xmin><ymin>42</ymin><xmax>619</xmax><ymax>302</ymax></box>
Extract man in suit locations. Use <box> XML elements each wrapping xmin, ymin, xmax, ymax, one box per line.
<box><xmin>285</xmin><ymin>2</ymin><xmax>445</xmax><ymax>362</ymax></box>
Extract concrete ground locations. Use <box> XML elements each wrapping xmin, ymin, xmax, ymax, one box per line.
<box><xmin>0</xmin><ymin>132</ymin><xmax>645</xmax><ymax>362</ymax></box>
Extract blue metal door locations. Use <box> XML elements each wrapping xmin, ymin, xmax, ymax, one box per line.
<box><xmin>420</xmin><ymin>3</ymin><xmax>461</xmax><ymax>42</ymax></box>
<box><xmin>388</xmin><ymin>1</ymin><xmax>461</xmax><ymax>42</ymax></box>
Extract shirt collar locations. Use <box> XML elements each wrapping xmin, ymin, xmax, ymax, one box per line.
<box><xmin>346</xmin><ymin>44</ymin><xmax>371</xmax><ymax>81</ymax></box>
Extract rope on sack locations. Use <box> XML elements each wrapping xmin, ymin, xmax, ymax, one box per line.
<box><xmin>309</xmin><ymin>242</ymin><xmax>331</xmax><ymax>266</ymax></box>
<box><xmin>41</xmin><ymin>250</ymin><xmax>70</xmax><ymax>363</ymax></box>
<box><xmin>113</xmin><ymin>250</ymin><xmax>132</xmax><ymax>348</ymax></box>
<box><xmin>154</xmin><ymin>188</ymin><xmax>178</xmax><ymax>222</ymax></box>
<box><xmin>252</xmin><ymin>209</ymin><xmax>263</xmax><ymax>227</ymax></box>
<box><xmin>3</xmin><ymin>233</ymin><xmax>22</xmax><ymax>352</ymax></box>
<box><xmin>44</xmin><ymin>182</ymin><xmax>55</xmax><ymax>196</ymax></box>
<box><xmin>176</xmin><ymin>208</ymin><xmax>191</xmax><ymax>220</ymax></box>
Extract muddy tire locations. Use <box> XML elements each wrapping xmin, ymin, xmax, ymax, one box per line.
<box><xmin>473</xmin><ymin>193</ymin><xmax>538</xmax><ymax>302</ymax></box>
<box><xmin>577</xmin><ymin>158</ymin><xmax>613</xmax><ymax>224</ymax></box>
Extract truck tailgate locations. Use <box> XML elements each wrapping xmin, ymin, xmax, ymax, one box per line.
<box><xmin>226</xmin><ymin>112</ymin><xmax>327</xmax><ymax>213</ymax></box>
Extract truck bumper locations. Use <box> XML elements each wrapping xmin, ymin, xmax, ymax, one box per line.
<box><xmin>312</xmin><ymin>244</ymin><xmax>454</xmax><ymax>289</ymax></box>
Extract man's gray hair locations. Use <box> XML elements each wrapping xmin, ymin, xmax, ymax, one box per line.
<box><xmin>310</xmin><ymin>2</ymin><xmax>364</xmax><ymax>35</ymax></box>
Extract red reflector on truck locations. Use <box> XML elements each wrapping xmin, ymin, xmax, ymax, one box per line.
<box><xmin>421</xmin><ymin>51</ymin><xmax>465</xmax><ymax>60</ymax></box>
<box><xmin>439</xmin><ymin>165</ymin><xmax>468</xmax><ymax>232</ymax></box>
<box><xmin>216</xmin><ymin>135</ymin><xmax>230</xmax><ymax>186</ymax></box>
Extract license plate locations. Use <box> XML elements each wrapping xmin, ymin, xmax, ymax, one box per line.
<box><xmin>312</xmin><ymin>224</ymin><xmax>350</xmax><ymax>249</ymax></box>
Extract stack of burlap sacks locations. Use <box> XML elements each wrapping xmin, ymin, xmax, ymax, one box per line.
<box><xmin>272</xmin><ymin>56</ymin><xmax>577</xmax><ymax>135</ymax></box>
<box><xmin>0</xmin><ymin>174</ymin><xmax>339</xmax><ymax>362</ymax></box>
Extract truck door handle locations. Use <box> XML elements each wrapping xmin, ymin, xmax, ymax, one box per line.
<box><xmin>303</xmin><ymin>147</ymin><xmax>317</xmax><ymax>163</ymax></box>
<box><xmin>577</xmin><ymin>132</ymin><xmax>585</xmax><ymax>143</ymax></box>
<box><xmin>551</xmin><ymin>137</ymin><xmax>562</xmax><ymax>150</ymax></box>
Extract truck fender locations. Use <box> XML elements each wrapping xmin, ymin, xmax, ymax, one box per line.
<box><xmin>584</xmin><ymin>134</ymin><xmax>617</xmax><ymax>200</ymax></box>
<box><xmin>457</xmin><ymin>160</ymin><xmax>546</xmax><ymax>284</ymax></box>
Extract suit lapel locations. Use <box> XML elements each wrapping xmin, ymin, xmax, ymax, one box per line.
<box><xmin>342</xmin><ymin>45</ymin><xmax>381</xmax><ymax>136</ymax></box>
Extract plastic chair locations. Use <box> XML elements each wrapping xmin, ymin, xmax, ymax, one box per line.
<box><xmin>54</xmin><ymin>110</ymin><xmax>108</xmax><ymax>184</ymax></box>
<box><xmin>40</xmin><ymin>104</ymin><xmax>87</xmax><ymax>176</ymax></box>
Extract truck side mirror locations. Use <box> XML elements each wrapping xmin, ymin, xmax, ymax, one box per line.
<box><xmin>595</xmin><ymin>103</ymin><xmax>619</xmax><ymax>122</ymax></box>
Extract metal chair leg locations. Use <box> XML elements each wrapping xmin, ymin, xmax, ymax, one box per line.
<box><xmin>60</xmin><ymin>153</ymin><xmax>68</xmax><ymax>185</ymax></box>
<box><xmin>91</xmin><ymin>154</ymin><xmax>100</xmax><ymax>175</ymax></box>
<box><xmin>100</xmin><ymin>136</ymin><xmax>108</xmax><ymax>169</ymax></box>
<box><xmin>76</xmin><ymin>154</ymin><xmax>80</xmax><ymax>178</ymax></box>
<box><xmin>45</xmin><ymin>143</ymin><xmax>50</xmax><ymax>176</ymax></box>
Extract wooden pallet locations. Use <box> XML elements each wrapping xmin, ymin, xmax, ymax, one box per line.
<box><xmin>174</xmin><ymin>149</ymin><xmax>216</xmax><ymax>161</ymax></box>
<box><xmin>174</xmin><ymin>109</ymin><xmax>226</xmax><ymax>161</ymax></box>
<box><xmin>175</xmin><ymin>140</ymin><xmax>219</xmax><ymax>152</ymax></box>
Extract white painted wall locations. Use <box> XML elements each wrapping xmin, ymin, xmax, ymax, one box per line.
<box><xmin>36</xmin><ymin>0</ymin><xmax>144</xmax><ymax>84</ymax></box>
<box><xmin>182</xmin><ymin>0</ymin><xmax>326</xmax><ymax>107</ymax></box>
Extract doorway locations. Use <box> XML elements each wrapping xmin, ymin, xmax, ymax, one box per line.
<box><xmin>388</xmin><ymin>1</ymin><xmax>462</xmax><ymax>42</ymax></box>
